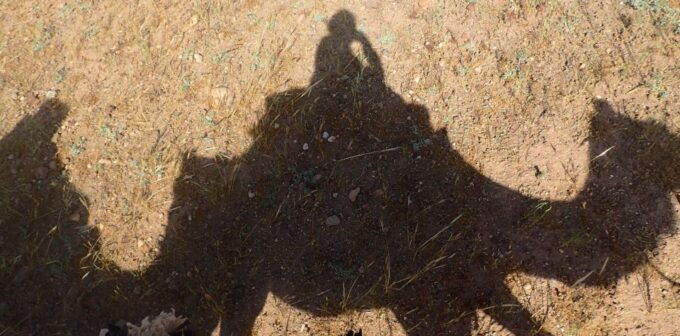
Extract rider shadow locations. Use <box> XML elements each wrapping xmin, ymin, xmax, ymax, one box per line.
<box><xmin>0</xmin><ymin>99</ymin><xmax>94</xmax><ymax>334</ymax></box>
<box><xmin>141</xmin><ymin>9</ymin><xmax>680</xmax><ymax>335</ymax></box>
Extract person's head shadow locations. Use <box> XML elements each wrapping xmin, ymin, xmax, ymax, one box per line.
<box><xmin>0</xmin><ymin>99</ymin><xmax>95</xmax><ymax>334</ymax></box>
<box><xmin>310</xmin><ymin>10</ymin><xmax>384</xmax><ymax>91</ymax></box>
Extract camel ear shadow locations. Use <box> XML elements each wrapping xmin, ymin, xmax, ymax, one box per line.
<box><xmin>586</xmin><ymin>99</ymin><xmax>640</xmax><ymax>168</ymax></box>
<box><xmin>37</xmin><ymin>98</ymin><xmax>69</xmax><ymax>120</ymax></box>
<box><xmin>31</xmin><ymin>98</ymin><xmax>69</xmax><ymax>139</ymax></box>
<box><xmin>0</xmin><ymin>99</ymin><xmax>69</xmax><ymax>153</ymax></box>
<box><xmin>589</xmin><ymin>99</ymin><xmax>626</xmax><ymax>145</ymax></box>
<box><xmin>592</xmin><ymin>98</ymin><xmax>616</xmax><ymax>120</ymax></box>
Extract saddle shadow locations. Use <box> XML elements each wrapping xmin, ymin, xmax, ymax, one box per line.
<box><xmin>132</xmin><ymin>9</ymin><xmax>679</xmax><ymax>335</ymax></box>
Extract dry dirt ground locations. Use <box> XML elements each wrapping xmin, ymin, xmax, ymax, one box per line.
<box><xmin>1</xmin><ymin>0</ymin><xmax>680</xmax><ymax>335</ymax></box>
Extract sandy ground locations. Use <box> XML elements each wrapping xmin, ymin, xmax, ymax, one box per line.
<box><xmin>1</xmin><ymin>0</ymin><xmax>679</xmax><ymax>335</ymax></box>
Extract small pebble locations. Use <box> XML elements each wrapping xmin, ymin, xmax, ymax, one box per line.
<box><xmin>325</xmin><ymin>215</ymin><xmax>341</xmax><ymax>226</ymax></box>
<box><xmin>193</xmin><ymin>53</ymin><xmax>203</xmax><ymax>63</ymax></box>
<box><xmin>302</xmin><ymin>143</ymin><xmax>309</xmax><ymax>150</ymax></box>
<box><xmin>248</xmin><ymin>191</ymin><xmax>255</xmax><ymax>198</ymax></box>
<box><xmin>322</xmin><ymin>131</ymin><xmax>329</xmax><ymax>139</ymax></box>
<box><xmin>332</xmin><ymin>192</ymin><xmax>339</xmax><ymax>198</ymax></box>
<box><xmin>327</xmin><ymin>136</ymin><xmax>336</xmax><ymax>143</ymax></box>
<box><xmin>69</xmin><ymin>212</ymin><xmax>81</xmax><ymax>222</ymax></box>
<box><xmin>26</xmin><ymin>94</ymin><xmax>40</xmax><ymax>106</ymax></box>
<box><xmin>46</xmin><ymin>89</ymin><xmax>57</xmax><ymax>99</ymax></box>
<box><xmin>418</xmin><ymin>0</ymin><xmax>430</xmax><ymax>8</ymax></box>
<box><xmin>349</xmin><ymin>187</ymin><xmax>361</xmax><ymax>202</ymax></box>
<box><xmin>300</xmin><ymin>323</ymin><xmax>310</xmax><ymax>333</ymax></box>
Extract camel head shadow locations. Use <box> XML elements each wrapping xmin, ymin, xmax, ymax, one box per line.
<box><xmin>476</xmin><ymin>99</ymin><xmax>680</xmax><ymax>323</ymax></box>
<box><xmin>0</xmin><ymin>99</ymin><xmax>96</xmax><ymax>334</ymax></box>
<box><xmin>571</xmin><ymin>99</ymin><xmax>679</xmax><ymax>284</ymax></box>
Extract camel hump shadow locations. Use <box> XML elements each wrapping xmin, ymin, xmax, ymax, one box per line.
<box><xmin>136</xmin><ymin>10</ymin><xmax>680</xmax><ymax>336</ymax></box>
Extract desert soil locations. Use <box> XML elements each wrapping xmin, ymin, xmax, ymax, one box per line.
<box><xmin>1</xmin><ymin>0</ymin><xmax>679</xmax><ymax>335</ymax></box>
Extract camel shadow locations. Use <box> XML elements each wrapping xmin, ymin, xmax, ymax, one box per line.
<box><xmin>3</xmin><ymin>9</ymin><xmax>679</xmax><ymax>336</ymax></box>
<box><xmin>135</xmin><ymin>9</ymin><xmax>679</xmax><ymax>335</ymax></box>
